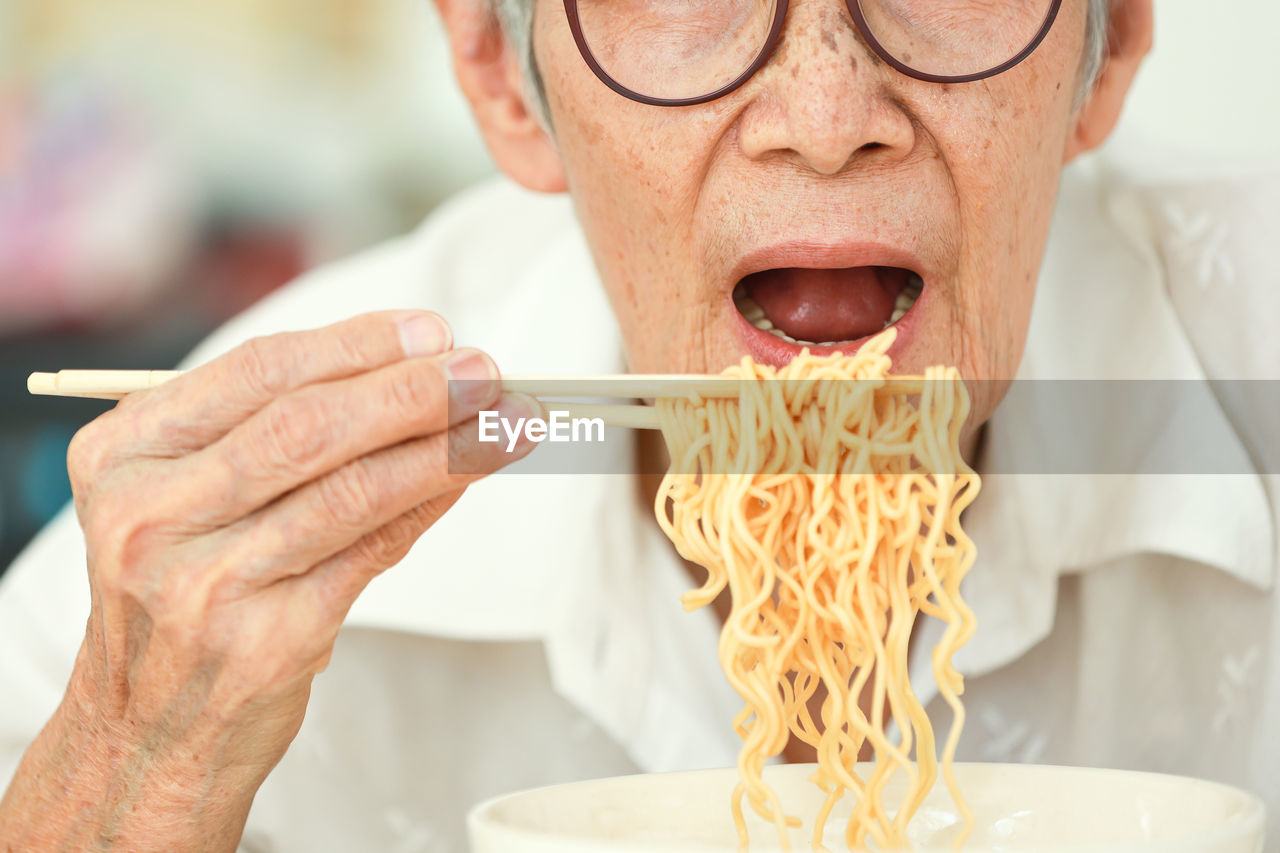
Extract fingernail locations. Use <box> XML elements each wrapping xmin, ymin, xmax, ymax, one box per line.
<box><xmin>445</xmin><ymin>348</ymin><xmax>499</xmax><ymax>408</ymax></box>
<box><xmin>398</xmin><ymin>313</ymin><xmax>451</xmax><ymax>358</ymax></box>
<box><xmin>494</xmin><ymin>393</ymin><xmax>544</xmax><ymax>454</ymax></box>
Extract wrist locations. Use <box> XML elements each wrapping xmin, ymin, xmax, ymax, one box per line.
<box><xmin>2</xmin><ymin>675</ymin><xmax>263</xmax><ymax>852</ymax></box>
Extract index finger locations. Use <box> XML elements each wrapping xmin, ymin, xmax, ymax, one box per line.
<box><xmin>121</xmin><ymin>310</ymin><xmax>452</xmax><ymax>456</ymax></box>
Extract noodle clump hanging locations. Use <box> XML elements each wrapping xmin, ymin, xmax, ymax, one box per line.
<box><xmin>654</xmin><ymin>328</ymin><xmax>980</xmax><ymax>850</ymax></box>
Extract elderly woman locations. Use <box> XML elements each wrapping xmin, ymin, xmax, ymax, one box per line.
<box><xmin>2</xmin><ymin>0</ymin><xmax>1277</xmax><ymax>849</ymax></box>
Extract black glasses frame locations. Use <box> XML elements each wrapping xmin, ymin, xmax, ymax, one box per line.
<box><xmin>563</xmin><ymin>0</ymin><xmax>1064</xmax><ymax>107</ymax></box>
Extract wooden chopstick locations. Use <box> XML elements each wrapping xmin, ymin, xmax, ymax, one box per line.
<box><xmin>29</xmin><ymin>370</ymin><xmax>930</xmax><ymax>399</ymax></box>
<box><xmin>23</xmin><ymin>370</ymin><xmax>687</xmax><ymax>430</ymax></box>
<box><xmin>27</xmin><ymin>370</ymin><xmax>186</xmax><ymax>400</ymax></box>
<box><xmin>500</xmin><ymin>375</ymin><xmax>744</xmax><ymax>399</ymax></box>
<box><xmin>546</xmin><ymin>402</ymin><xmax>659</xmax><ymax>431</ymax></box>
<box><xmin>26</xmin><ymin>370</ymin><xmax>750</xmax><ymax>402</ymax></box>
<box><xmin>26</xmin><ymin>369</ymin><xmax>932</xmax><ymax>432</ymax></box>
<box><xmin>22</xmin><ymin>366</ymin><xmax>747</xmax><ymax>399</ymax></box>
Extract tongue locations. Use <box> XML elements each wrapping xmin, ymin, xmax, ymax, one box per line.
<box><xmin>744</xmin><ymin>266</ymin><xmax>905</xmax><ymax>343</ymax></box>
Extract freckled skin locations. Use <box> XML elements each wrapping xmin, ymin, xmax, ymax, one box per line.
<box><xmin>536</xmin><ymin>0</ymin><xmax>1091</xmax><ymax>426</ymax></box>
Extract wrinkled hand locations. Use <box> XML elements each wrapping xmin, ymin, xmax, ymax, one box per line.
<box><xmin>1</xmin><ymin>310</ymin><xmax>539</xmax><ymax>851</ymax></box>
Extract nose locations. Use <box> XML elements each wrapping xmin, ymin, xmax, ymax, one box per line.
<box><xmin>736</xmin><ymin>0</ymin><xmax>917</xmax><ymax>176</ymax></box>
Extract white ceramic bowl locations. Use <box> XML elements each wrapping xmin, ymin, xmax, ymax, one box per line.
<box><xmin>468</xmin><ymin>762</ymin><xmax>1264</xmax><ymax>852</ymax></box>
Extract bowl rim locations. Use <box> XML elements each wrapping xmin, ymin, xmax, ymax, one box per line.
<box><xmin>466</xmin><ymin>761</ymin><xmax>1267</xmax><ymax>853</ymax></box>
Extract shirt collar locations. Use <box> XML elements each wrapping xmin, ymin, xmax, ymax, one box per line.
<box><xmin>953</xmin><ymin>156</ymin><xmax>1275</xmax><ymax>680</ymax></box>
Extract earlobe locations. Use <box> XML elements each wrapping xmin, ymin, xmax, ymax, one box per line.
<box><xmin>1064</xmin><ymin>0</ymin><xmax>1154</xmax><ymax>162</ymax></box>
<box><xmin>434</xmin><ymin>0</ymin><xmax>567</xmax><ymax>193</ymax></box>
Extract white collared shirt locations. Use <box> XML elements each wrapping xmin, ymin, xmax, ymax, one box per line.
<box><xmin>2</xmin><ymin>157</ymin><xmax>1278</xmax><ymax>852</ymax></box>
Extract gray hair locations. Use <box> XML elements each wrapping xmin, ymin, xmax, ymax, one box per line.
<box><xmin>1078</xmin><ymin>0</ymin><xmax>1113</xmax><ymax>107</ymax></box>
<box><xmin>490</xmin><ymin>0</ymin><xmax>1113</xmax><ymax>126</ymax></box>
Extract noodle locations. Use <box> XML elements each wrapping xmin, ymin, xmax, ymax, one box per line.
<box><xmin>653</xmin><ymin>328</ymin><xmax>980</xmax><ymax>850</ymax></box>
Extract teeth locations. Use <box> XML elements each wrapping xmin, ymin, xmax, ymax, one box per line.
<box><xmin>736</xmin><ymin>293</ymin><xmax>775</xmax><ymax>331</ymax></box>
<box><xmin>888</xmin><ymin>274</ymin><xmax>923</xmax><ymax>324</ymax></box>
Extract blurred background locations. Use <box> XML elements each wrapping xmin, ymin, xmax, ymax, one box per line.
<box><xmin>1</xmin><ymin>1</ymin><xmax>1278</xmax><ymax>573</ymax></box>
<box><xmin>0</xmin><ymin>0</ymin><xmax>496</xmax><ymax>571</ymax></box>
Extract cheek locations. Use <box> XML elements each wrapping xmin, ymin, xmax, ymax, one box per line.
<box><xmin>937</xmin><ymin>58</ymin><xmax>1080</xmax><ymax>389</ymax></box>
<box><xmin>537</xmin><ymin>15</ymin><xmax>733</xmax><ymax>372</ymax></box>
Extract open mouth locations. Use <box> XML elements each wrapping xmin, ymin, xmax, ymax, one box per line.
<box><xmin>732</xmin><ymin>266</ymin><xmax>925</xmax><ymax>347</ymax></box>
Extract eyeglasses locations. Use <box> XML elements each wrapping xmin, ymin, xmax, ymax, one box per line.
<box><xmin>563</xmin><ymin>0</ymin><xmax>1063</xmax><ymax>106</ymax></box>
